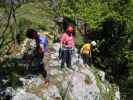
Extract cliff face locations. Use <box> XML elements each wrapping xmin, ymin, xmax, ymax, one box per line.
<box><xmin>0</xmin><ymin>37</ymin><xmax>120</xmax><ymax>100</ymax></box>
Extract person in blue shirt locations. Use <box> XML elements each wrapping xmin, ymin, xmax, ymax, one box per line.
<box><xmin>26</xmin><ymin>29</ymin><xmax>49</xmax><ymax>85</ymax></box>
<box><xmin>26</xmin><ymin>29</ymin><xmax>48</xmax><ymax>55</ymax></box>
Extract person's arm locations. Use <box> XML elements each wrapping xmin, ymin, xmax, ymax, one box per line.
<box><xmin>36</xmin><ymin>43</ymin><xmax>44</xmax><ymax>58</ymax></box>
<box><xmin>72</xmin><ymin>37</ymin><xmax>75</xmax><ymax>48</ymax></box>
<box><xmin>80</xmin><ymin>45</ymin><xmax>84</xmax><ymax>54</ymax></box>
<box><xmin>80</xmin><ymin>44</ymin><xmax>88</xmax><ymax>54</ymax></box>
<box><xmin>60</xmin><ymin>43</ymin><xmax>63</xmax><ymax>48</ymax></box>
<box><xmin>60</xmin><ymin>34</ymin><xmax>66</xmax><ymax>48</ymax></box>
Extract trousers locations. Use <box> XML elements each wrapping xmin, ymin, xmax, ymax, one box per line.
<box><xmin>60</xmin><ymin>47</ymin><xmax>73</xmax><ymax>69</ymax></box>
<box><xmin>81</xmin><ymin>54</ymin><xmax>91</xmax><ymax>65</ymax></box>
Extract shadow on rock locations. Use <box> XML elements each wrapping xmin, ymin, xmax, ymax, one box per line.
<box><xmin>0</xmin><ymin>53</ymin><xmax>45</xmax><ymax>99</ymax></box>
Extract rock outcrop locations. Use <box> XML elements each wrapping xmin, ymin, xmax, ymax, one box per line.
<box><xmin>0</xmin><ymin>39</ymin><xmax>120</xmax><ymax>100</ymax></box>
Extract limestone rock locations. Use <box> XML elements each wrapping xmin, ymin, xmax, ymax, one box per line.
<box><xmin>12</xmin><ymin>92</ymin><xmax>41</xmax><ymax>100</ymax></box>
<box><xmin>67</xmin><ymin>72</ymin><xmax>100</xmax><ymax>100</ymax></box>
<box><xmin>0</xmin><ymin>41</ymin><xmax>119</xmax><ymax>100</ymax></box>
<box><xmin>42</xmin><ymin>85</ymin><xmax>61</xmax><ymax>100</ymax></box>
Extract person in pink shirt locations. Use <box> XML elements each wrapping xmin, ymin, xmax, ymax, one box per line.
<box><xmin>59</xmin><ymin>25</ymin><xmax>75</xmax><ymax>70</ymax></box>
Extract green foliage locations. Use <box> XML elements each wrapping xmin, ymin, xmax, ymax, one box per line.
<box><xmin>58</xmin><ymin>85</ymin><xmax>65</xmax><ymax>99</ymax></box>
<box><xmin>16</xmin><ymin>2</ymin><xmax>55</xmax><ymax>32</ymax></box>
<box><xmin>75</xmin><ymin>32</ymin><xmax>84</xmax><ymax>49</ymax></box>
<box><xmin>0</xmin><ymin>0</ymin><xmax>133</xmax><ymax>99</ymax></box>
<box><xmin>41</xmin><ymin>97</ymin><xmax>47</xmax><ymax>100</ymax></box>
<box><xmin>56</xmin><ymin>0</ymin><xmax>133</xmax><ymax>99</ymax></box>
<box><xmin>85</xmin><ymin>75</ymin><xmax>92</xmax><ymax>84</ymax></box>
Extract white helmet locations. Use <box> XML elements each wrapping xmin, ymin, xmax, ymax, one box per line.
<box><xmin>91</xmin><ymin>41</ymin><xmax>96</xmax><ymax>47</ymax></box>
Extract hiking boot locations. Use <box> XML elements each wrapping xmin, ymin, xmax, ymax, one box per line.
<box><xmin>66</xmin><ymin>67</ymin><xmax>74</xmax><ymax>72</ymax></box>
<box><xmin>85</xmin><ymin>64</ymin><xmax>88</xmax><ymax>67</ymax></box>
<box><xmin>60</xmin><ymin>65</ymin><xmax>64</xmax><ymax>70</ymax></box>
<box><xmin>67</xmin><ymin>65</ymin><xmax>74</xmax><ymax>70</ymax></box>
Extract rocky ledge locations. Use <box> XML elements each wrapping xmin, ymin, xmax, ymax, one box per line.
<box><xmin>0</xmin><ymin>39</ymin><xmax>120</xmax><ymax>100</ymax></box>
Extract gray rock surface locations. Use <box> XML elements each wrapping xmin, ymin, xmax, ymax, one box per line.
<box><xmin>6</xmin><ymin>41</ymin><xmax>119</xmax><ymax>100</ymax></box>
<box><xmin>42</xmin><ymin>85</ymin><xmax>61</xmax><ymax>100</ymax></box>
<box><xmin>12</xmin><ymin>91</ymin><xmax>41</xmax><ymax>100</ymax></box>
<box><xmin>67</xmin><ymin>72</ymin><xmax>100</xmax><ymax>100</ymax></box>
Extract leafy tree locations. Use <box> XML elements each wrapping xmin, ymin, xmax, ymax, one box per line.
<box><xmin>54</xmin><ymin>0</ymin><xmax>133</xmax><ymax>99</ymax></box>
